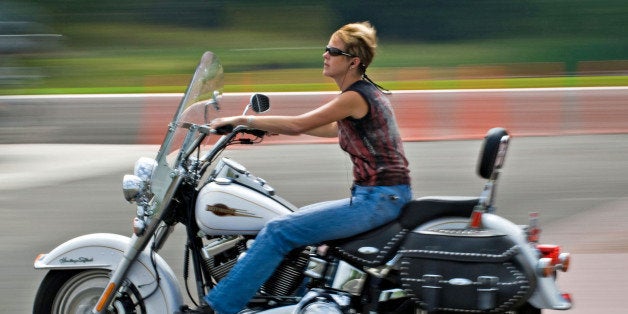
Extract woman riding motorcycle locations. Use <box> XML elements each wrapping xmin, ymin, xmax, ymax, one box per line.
<box><xmin>195</xmin><ymin>21</ymin><xmax>413</xmax><ymax>314</ymax></box>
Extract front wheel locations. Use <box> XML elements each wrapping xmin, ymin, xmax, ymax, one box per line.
<box><xmin>33</xmin><ymin>269</ymin><xmax>147</xmax><ymax>314</ymax></box>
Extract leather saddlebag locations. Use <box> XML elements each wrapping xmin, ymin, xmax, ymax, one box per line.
<box><xmin>399</xmin><ymin>229</ymin><xmax>534</xmax><ymax>312</ymax></box>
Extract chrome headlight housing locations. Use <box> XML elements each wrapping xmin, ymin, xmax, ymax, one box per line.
<box><xmin>122</xmin><ymin>174</ymin><xmax>143</xmax><ymax>203</ymax></box>
<box><xmin>134</xmin><ymin>157</ymin><xmax>158</xmax><ymax>182</ymax></box>
<box><xmin>122</xmin><ymin>157</ymin><xmax>157</xmax><ymax>203</ymax></box>
<box><xmin>123</xmin><ymin>157</ymin><xmax>158</xmax><ymax>236</ymax></box>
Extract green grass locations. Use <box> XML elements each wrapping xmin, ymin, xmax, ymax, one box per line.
<box><xmin>1</xmin><ymin>22</ymin><xmax>626</xmax><ymax>95</ymax></box>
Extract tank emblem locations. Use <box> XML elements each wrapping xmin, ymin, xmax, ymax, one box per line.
<box><xmin>206</xmin><ymin>204</ymin><xmax>260</xmax><ymax>218</ymax></box>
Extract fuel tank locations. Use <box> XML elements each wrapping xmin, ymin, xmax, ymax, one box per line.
<box><xmin>195</xmin><ymin>158</ymin><xmax>297</xmax><ymax>235</ymax></box>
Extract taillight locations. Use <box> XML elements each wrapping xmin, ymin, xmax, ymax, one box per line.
<box><xmin>536</xmin><ymin>244</ymin><xmax>570</xmax><ymax>276</ymax></box>
<box><xmin>469</xmin><ymin>209</ymin><xmax>483</xmax><ymax>229</ymax></box>
<box><xmin>538</xmin><ymin>244</ymin><xmax>560</xmax><ymax>264</ymax></box>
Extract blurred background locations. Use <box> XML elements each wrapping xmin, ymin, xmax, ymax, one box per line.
<box><xmin>1</xmin><ymin>0</ymin><xmax>626</xmax><ymax>94</ymax></box>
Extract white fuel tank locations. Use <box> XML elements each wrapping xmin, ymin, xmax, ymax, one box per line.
<box><xmin>195</xmin><ymin>158</ymin><xmax>297</xmax><ymax>235</ymax></box>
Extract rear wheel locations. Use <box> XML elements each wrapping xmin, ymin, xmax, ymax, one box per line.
<box><xmin>426</xmin><ymin>303</ymin><xmax>541</xmax><ymax>314</ymax></box>
<box><xmin>33</xmin><ymin>269</ymin><xmax>146</xmax><ymax>314</ymax></box>
<box><xmin>509</xmin><ymin>302</ymin><xmax>542</xmax><ymax>314</ymax></box>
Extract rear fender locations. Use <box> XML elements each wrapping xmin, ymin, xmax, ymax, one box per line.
<box><xmin>34</xmin><ymin>233</ymin><xmax>184</xmax><ymax>312</ymax></box>
<box><xmin>414</xmin><ymin>215</ymin><xmax>571</xmax><ymax>310</ymax></box>
<box><xmin>481</xmin><ymin>214</ymin><xmax>572</xmax><ymax>310</ymax></box>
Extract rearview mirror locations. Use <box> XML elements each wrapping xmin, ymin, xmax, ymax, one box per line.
<box><xmin>478</xmin><ymin>127</ymin><xmax>509</xmax><ymax>180</ymax></box>
<box><xmin>250</xmin><ymin>94</ymin><xmax>270</xmax><ymax>113</ymax></box>
<box><xmin>202</xmin><ymin>90</ymin><xmax>222</xmax><ymax>124</ymax></box>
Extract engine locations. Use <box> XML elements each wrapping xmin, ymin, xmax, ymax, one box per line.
<box><xmin>201</xmin><ymin>236</ymin><xmax>248</xmax><ymax>282</ymax></box>
<box><xmin>201</xmin><ymin>235</ymin><xmax>310</xmax><ymax>297</ymax></box>
<box><xmin>260</xmin><ymin>248</ymin><xmax>310</xmax><ymax>297</ymax></box>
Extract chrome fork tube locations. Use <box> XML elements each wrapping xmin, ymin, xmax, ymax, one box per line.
<box><xmin>92</xmin><ymin>174</ymin><xmax>183</xmax><ymax>313</ymax></box>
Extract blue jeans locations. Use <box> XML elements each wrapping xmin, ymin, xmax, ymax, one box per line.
<box><xmin>205</xmin><ymin>184</ymin><xmax>412</xmax><ymax>314</ymax></box>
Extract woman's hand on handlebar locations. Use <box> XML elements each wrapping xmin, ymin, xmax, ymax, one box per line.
<box><xmin>209</xmin><ymin>116</ymin><xmax>243</xmax><ymax>134</ymax></box>
<box><xmin>209</xmin><ymin>116</ymin><xmax>242</xmax><ymax>129</ymax></box>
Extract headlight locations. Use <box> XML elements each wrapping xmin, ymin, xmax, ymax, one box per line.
<box><xmin>122</xmin><ymin>174</ymin><xmax>143</xmax><ymax>203</ymax></box>
<box><xmin>134</xmin><ymin>157</ymin><xmax>158</xmax><ymax>182</ymax></box>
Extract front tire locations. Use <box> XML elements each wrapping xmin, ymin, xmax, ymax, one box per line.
<box><xmin>33</xmin><ymin>269</ymin><xmax>146</xmax><ymax>314</ymax></box>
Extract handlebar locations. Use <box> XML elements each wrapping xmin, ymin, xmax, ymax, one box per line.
<box><xmin>212</xmin><ymin>124</ymin><xmax>266</xmax><ymax>138</ymax></box>
<box><xmin>213</xmin><ymin>124</ymin><xmax>234</xmax><ymax>135</ymax></box>
<box><xmin>198</xmin><ymin>124</ymin><xmax>266</xmax><ymax>174</ymax></box>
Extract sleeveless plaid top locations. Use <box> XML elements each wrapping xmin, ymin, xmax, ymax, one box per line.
<box><xmin>338</xmin><ymin>80</ymin><xmax>410</xmax><ymax>186</ymax></box>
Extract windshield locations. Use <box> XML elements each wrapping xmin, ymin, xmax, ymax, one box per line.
<box><xmin>150</xmin><ymin>51</ymin><xmax>224</xmax><ymax>208</ymax></box>
<box><xmin>158</xmin><ymin>51</ymin><xmax>224</xmax><ymax>162</ymax></box>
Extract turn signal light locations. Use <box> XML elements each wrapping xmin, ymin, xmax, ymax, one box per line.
<box><xmin>557</xmin><ymin>252</ymin><xmax>571</xmax><ymax>272</ymax></box>
<box><xmin>133</xmin><ymin>217</ymin><xmax>146</xmax><ymax>236</ymax></box>
<box><xmin>34</xmin><ymin>253</ymin><xmax>45</xmax><ymax>264</ymax></box>
<box><xmin>537</xmin><ymin>257</ymin><xmax>554</xmax><ymax>277</ymax></box>
<box><xmin>536</xmin><ymin>245</ymin><xmax>570</xmax><ymax>276</ymax></box>
<box><xmin>96</xmin><ymin>282</ymin><xmax>116</xmax><ymax>311</ymax></box>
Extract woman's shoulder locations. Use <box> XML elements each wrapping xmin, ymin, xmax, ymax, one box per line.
<box><xmin>344</xmin><ymin>80</ymin><xmax>377</xmax><ymax>98</ymax></box>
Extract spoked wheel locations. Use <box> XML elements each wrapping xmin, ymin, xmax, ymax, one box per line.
<box><xmin>33</xmin><ymin>269</ymin><xmax>147</xmax><ymax>314</ymax></box>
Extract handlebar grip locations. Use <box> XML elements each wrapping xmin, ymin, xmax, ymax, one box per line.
<box><xmin>214</xmin><ymin>124</ymin><xmax>234</xmax><ymax>135</ymax></box>
<box><xmin>243</xmin><ymin>129</ymin><xmax>267</xmax><ymax>137</ymax></box>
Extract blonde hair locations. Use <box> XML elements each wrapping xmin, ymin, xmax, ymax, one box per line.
<box><xmin>332</xmin><ymin>21</ymin><xmax>377</xmax><ymax>73</ymax></box>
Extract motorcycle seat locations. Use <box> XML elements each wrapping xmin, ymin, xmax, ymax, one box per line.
<box><xmin>397</xmin><ymin>196</ymin><xmax>479</xmax><ymax>229</ymax></box>
<box><xmin>327</xmin><ymin>196</ymin><xmax>479</xmax><ymax>267</ymax></box>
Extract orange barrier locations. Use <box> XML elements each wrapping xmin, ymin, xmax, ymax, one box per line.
<box><xmin>138</xmin><ymin>87</ymin><xmax>628</xmax><ymax>145</ymax></box>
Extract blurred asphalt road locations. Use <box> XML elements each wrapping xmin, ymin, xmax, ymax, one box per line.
<box><xmin>2</xmin><ymin>134</ymin><xmax>628</xmax><ymax>313</ymax></box>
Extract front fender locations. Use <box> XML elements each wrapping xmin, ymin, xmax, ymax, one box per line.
<box><xmin>34</xmin><ymin>233</ymin><xmax>184</xmax><ymax>313</ymax></box>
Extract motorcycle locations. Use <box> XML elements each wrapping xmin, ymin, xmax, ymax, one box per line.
<box><xmin>33</xmin><ymin>51</ymin><xmax>572</xmax><ymax>314</ymax></box>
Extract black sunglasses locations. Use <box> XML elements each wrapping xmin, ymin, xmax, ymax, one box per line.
<box><xmin>325</xmin><ymin>46</ymin><xmax>354</xmax><ymax>57</ymax></box>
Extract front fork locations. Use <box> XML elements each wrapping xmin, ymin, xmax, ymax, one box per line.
<box><xmin>93</xmin><ymin>175</ymin><xmax>183</xmax><ymax>314</ymax></box>
<box><xmin>92</xmin><ymin>232</ymin><xmax>157</xmax><ymax>313</ymax></box>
